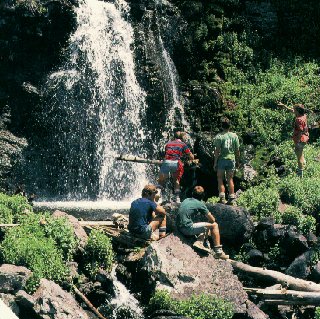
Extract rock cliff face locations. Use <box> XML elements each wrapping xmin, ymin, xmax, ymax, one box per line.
<box><xmin>0</xmin><ymin>0</ymin><xmax>77</xmax><ymax>190</ymax></box>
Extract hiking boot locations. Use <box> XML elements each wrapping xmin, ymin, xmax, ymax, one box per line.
<box><xmin>203</xmin><ymin>239</ymin><xmax>211</xmax><ymax>249</ymax></box>
<box><xmin>227</xmin><ymin>195</ymin><xmax>236</xmax><ymax>206</ymax></box>
<box><xmin>213</xmin><ymin>245</ymin><xmax>229</xmax><ymax>260</ymax></box>
<box><xmin>218</xmin><ymin>192</ymin><xmax>226</xmax><ymax>204</ymax></box>
<box><xmin>193</xmin><ymin>240</ymin><xmax>211</xmax><ymax>254</ymax></box>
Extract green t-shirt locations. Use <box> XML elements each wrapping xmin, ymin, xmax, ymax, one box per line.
<box><xmin>177</xmin><ymin>198</ymin><xmax>209</xmax><ymax>229</ymax></box>
<box><xmin>215</xmin><ymin>131</ymin><xmax>240</xmax><ymax>160</ymax></box>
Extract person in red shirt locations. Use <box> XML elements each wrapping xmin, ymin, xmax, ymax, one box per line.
<box><xmin>278</xmin><ymin>102</ymin><xmax>309</xmax><ymax>177</ymax></box>
<box><xmin>157</xmin><ymin>131</ymin><xmax>194</xmax><ymax>203</ymax></box>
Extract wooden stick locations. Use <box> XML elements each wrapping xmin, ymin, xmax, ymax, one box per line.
<box><xmin>230</xmin><ymin>260</ymin><xmax>320</xmax><ymax>292</ymax></box>
<box><xmin>73</xmin><ymin>285</ymin><xmax>108</xmax><ymax>319</ymax></box>
<box><xmin>116</xmin><ymin>154</ymin><xmax>163</xmax><ymax>165</ymax></box>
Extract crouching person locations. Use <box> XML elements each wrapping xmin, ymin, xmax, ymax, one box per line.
<box><xmin>128</xmin><ymin>184</ymin><xmax>166</xmax><ymax>241</ymax></box>
<box><xmin>177</xmin><ymin>186</ymin><xmax>229</xmax><ymax>260</ymax></box>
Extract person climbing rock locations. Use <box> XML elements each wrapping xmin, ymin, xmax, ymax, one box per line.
<box><xmin>157</xmin><ymin>131</ymin><xmax>194</xmax><ymax>203</ymax></box>
<box><xmin>177</xmin><ymin>185</ymin><xmax>229</xmax><ymax>259</ymax></box>
<box><xmin>128</xmin><ymin>184</ymin><xmax>166</xmax><ymax>241</ymax></box>
<box><xmin>278</xmin><ymin>102</ymin><xmax>309</xmax><ymax>177</ymax></box>
<box><xmin>214</xmin><ymin>118</ymin><xmax>240</xmax><ymax>205</ymax></box>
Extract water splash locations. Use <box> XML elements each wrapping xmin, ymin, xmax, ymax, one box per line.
<box><xmin>42</xmin><ymin>0</ymin><xmax>148</xmax><ymax>200</ymax></box>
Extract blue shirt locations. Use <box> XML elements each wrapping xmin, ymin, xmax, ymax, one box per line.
<box><xmin>128</xmin><ymin>198</ymin><xmax>157</xmax><ymax>233</ymax></box>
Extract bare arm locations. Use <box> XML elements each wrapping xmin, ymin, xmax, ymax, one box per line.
<box><xmin>154</xmin><ymin>205</ymin><xmax>166</xmax><ymax>216</ymax></box>
<box><xmin>207</xmin><ymin>212</ymin><xmax>216</xmax><ymax>223</ymax></box>
<box><xmin>188</xmin><ymin>152</ymin><xmax>194</xmax><ymax>161</ymax></box>
<box><xmin>277</xmin><ymin>102</ymin><xmax>294</xmax><ymax>113</ymax></box>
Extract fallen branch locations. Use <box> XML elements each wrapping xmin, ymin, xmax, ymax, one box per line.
<box><xmin>116</xmin><ymin>154</ymin><xmax>163</xmax><ymax>165</ymax></box>
<box><xmin>73</xmin><ymin>285</ymin><xmax>107</xmax><ymax>319</ymax></box>
<box><xmin>230</xmin><ymin>260</ymin><xmax>320</xmax><ymax>292</ymax></box>
<box><xmin>245</xmin><ymin>287</ymin><xmax>320</xmax><ymax>305</ymax></box>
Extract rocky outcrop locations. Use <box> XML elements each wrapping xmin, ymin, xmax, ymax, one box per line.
<box><xmin>206</xmin><ymin>203</ymin><xmax>254</xmax><ymax>247</ymax></box>
<box><xmin>0</xmin><ymin>264</ymin><xmax>32</xmax><ymax>294</ymax></box>
<box><xmin>32</xmin><ymin>279</ymin><xmax>89</xmax><ymax>319</ymax></box>
<box><xmin>137</xmin><ymin>233</ymin><xmax>248</xmax><ymax>314</ymax></box>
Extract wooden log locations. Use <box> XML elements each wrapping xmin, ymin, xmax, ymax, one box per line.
<box><xmin>73</xmin><ymin>285</ymin><xmax>107</xmax><ymax>319</ymax></box>
<box><xmin>245</xmin><ymin>287</ymin><xmax>320</xmax><ymax>305</ymax></box>
<box><xmin>230</xmin><ymin>259</ymin><xmax>320</xmax><ymax>292</ymax></box>
<box><xmin>116</xmin><ymin>154</ymin><xmax>163</xmax><ymax>165</ymax></box>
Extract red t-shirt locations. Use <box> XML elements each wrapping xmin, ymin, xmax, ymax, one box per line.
<box><xmin>293</xmin><ymin>114</ymin><xmax>309</xmax><ymax>144</ymax></box>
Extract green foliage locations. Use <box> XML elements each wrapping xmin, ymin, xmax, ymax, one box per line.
<box><xmin>315</xmin><ymin>307</ymin><xmax>320</xmax><ymax>319</ymax></box>
<box><xmin>83</xmin><ymin>229</ymin><xmax>114</xmax><ymax>278</ymax></box>
<box><xmin>237</xmin><ymin>182</ymin><xmax>280</xmax><ymax>221</ymax></box>
<box><xmin>0</xmin><ymin>193</ymin><xmax>32</xmax><ymax>223</ymax></box>
<box><xmin>148</xmin><ymin>290</ymin><xmax>234</xmax><ymax>319</ymax></box>
<box><xmin>14</xmin><ymin>0</ymin><xmax>47</xmax><ymax>15</ymax></box>
<box><xmin>0</xmin><ymin>204</ymin><xmax>13</xmax><ymax>224</ymax></box>
<box><xmin>0</xmin><ymin>212</ymin><xmax>78</xmax><ymax>293</ymax></box>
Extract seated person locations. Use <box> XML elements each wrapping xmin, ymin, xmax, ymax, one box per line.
<box><xmin>128</xmin><ymin>184</ymin><xmax>166</xmax><ymax>240</ymax></box>
<box><xmin>177</xmin><ymin>185</ymin><xmax>228</xmax><ymax>259</ymax></box>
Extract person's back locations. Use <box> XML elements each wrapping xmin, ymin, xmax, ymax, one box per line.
<box><xmin>165</xmin><ymin>138</ymin><xmax>190</xmax><ymax>161</ymax></box>
<box><xmin>215</xmin><ymin>131</ymin><xmax>239</xmax><ymax>161</ymax></box>
<box><xmin>177</xmin><ymin>197</ymin><xmax>208</xmax><ymax>229</ymax></box>
<box><xmin>128</xmin><ymin>197</ymin><xmax>156</xmax><ymax>233</ymax></box>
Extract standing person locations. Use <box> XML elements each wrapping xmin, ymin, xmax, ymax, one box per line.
<box><xmin>177</xmin><ymin>186</ymin><xmax>229</xmax><ymax>259</ymax></box>
<box><xmin>157</xmin><ymin>131</ymin><xmax>194</xmax><ymax>203</ymax></box>
<box><xmin>278</xmin><ymin>102</ymin><xmax>309</xmax><ymax>177</ymax></box>
<box><xmin>214</xmin><ymin>118</ymin><xmax>240</xmax><ymax>205</ymax></box>
<box><xmin>128</xmin><ymin>184</ymin><xmax>166</xmax><ymax>240</ymax></box>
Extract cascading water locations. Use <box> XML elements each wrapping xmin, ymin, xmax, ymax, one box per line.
<box><xmin>40</xmin><ymin>0</ymin><xmax>149</xmax><ymax>201</ymax></box>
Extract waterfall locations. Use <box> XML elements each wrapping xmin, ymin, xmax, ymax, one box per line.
<box><xmin>41</xmin><ymin>0</ymin><xmax>148</xmax><ymax>201</ymax></box>
<box><xmin>108</xmin><ymin>267</ymin><xmax>144</xmax><ymax>319</ymax></box>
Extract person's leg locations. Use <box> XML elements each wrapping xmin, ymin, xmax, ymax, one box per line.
<box><xmin>149</xmin><ymin>215</ymin><xmax>167</xmax><ymax>238</ymax></box>
<box><xmin>217</xmin><ymin>170</ymin><xmax>226</xmax><ymax>203</ymax></box>
<box><xmin>158</xmin><ymin>172</ymin><xmax>168</xmax><ymax>187</ymax></box>
<box><xmin>226</xmin><ymin>170</ymin><xmax>236</xmax><ymax>205</ymax></box>
<box><xmin>294</xmin><ymin>143</ymin><xmax>305</xmax><ymax>177</ymax></box>
<box><xmin>172</xmin><ymin>161</ymin><xmax>183</xmax><ymax>203</ymax></box>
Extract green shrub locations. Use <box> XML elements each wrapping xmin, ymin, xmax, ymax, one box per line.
<box><xmin>237</xmin><ymin>183</ymin><xmax>280</xmax><ymax>221</ymax></box>
<box><xmin>0</xmin><ymin>222</ymin><xmax>69</xmax><ymax>293</ymax></box>
<box><xmin>147</xmin><ymin>290</ymin><xmax>234</xmax><ymax>319</ymax></box>
<box><xmin>315</xmin><ymin>307</ymin><xmax>320</xmax><ymax>319</ymax></box>
<box><xmin>0</xmin><ymin>193</ymin><xmax>32</xmax><ymax>223</ymax></box>
<box><xmin>83</xmin><ymin>229</ymin><xmax>114</xmax><ymax>278</ymax></box>
<box><xmin>0</xmin><ymin>203</ymin><xmax>13</xmax><ymax>224</ymax></box>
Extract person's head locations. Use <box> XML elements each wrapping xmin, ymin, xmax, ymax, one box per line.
<box><xmin>221</xmin><ymin>117</ymin><xmax>231</xmax><ymax>130</ymax></box>
<box><xmin>142</xmin><ymin>184</ymin><xmax>158</xmax><ymax>199</ymax></box>
<box><xmin>192</xmin><ymin>185</ymin><xmax>205</xmax><ymax>201</ymax></box>
<box><xmin>174</xmin><ymin>131</ymin><xmax>187</xmax><ymax>141</ymax></box>
<box><xmin>293</xmin><ymin>104</ymin><xmax>306</xmax><ymax>116</ymax></box>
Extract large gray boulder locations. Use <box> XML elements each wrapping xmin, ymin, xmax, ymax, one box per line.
<box><xmin>139</xmin><ymin>234</ymin><xmax>248</xmax><ymax>314</ymax></box>
<box><xmin>32</xmin><ymin>279</ymin><xmax>89</xmax><ymax>319</ymax></box>
<box><xmin>0</xmin><ymin>264</ymin><xmax>32</xmax><ymax>294</ymax></box>
<box><xmin>206</xmin><ymin>203</ymin><xmax>254</xmax><ymax>246</ymax></box>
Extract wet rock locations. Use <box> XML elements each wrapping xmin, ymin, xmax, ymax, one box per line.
<box><xmin>15</xmin><ymin>289</ymin><xmax>35</xmax><ymax>310</ymax></box>
<box><xmin>33</xmin><ymin>278</ymin><xmax>89</xmax><ymax>319</ymax></box>
<box><xmin>0</xmin><ymin>264</ymin><xmax>32</xmax><ymax>294</ymax></box>
<box><xmin>206</xmin><ymin>203</ymin><xmax>254</xmax><ymax>246</ymax></box>
<box><xmin>247</xmin><ymin>249</ymin><xmax>264</xmax><ymax>267</ymax></box>
<box><xmin>286</xmin><ymin>251</ymin><xmax>312</xmax><ymax>279</ymax></box>
<box><xmin>310</xmin><ymin>261</ymin><xmax>320</xmax><ymax>283</ymax></box>
<box><xmin>138</xmin><ymin>233</ymin><xmax>248</xmax><ymax>314</ymax></box>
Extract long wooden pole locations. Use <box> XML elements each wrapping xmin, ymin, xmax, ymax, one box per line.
<box><xmin>230</xmin><ymin>260</ymin><xmax>320</xmax><ymax>292</ymax></box>
<box><xmin>116</xmin><ymin>154</ymin><xmax>163</xmax><ymax>165</ymax></box>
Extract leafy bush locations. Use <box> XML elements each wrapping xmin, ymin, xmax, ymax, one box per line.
<box><xmin>0</xmin><ymin>204</ymin><xmax>13</xmax><ymax>224</ymax></box>
<box><xmin>316</xmin><ymin>307</ymin><xmax>320</xmax><ymax>319</ymax></box>
<box><xmin>0</xmin><ymin>219</ymin><xmax>69</xmax><ymax>293</ymax></box>
<box><xmin>83</xmin><ymin>229</ymin><xmax>114</xmax><ymax>278</ymax></box>
<box><xmin>148</xmin><ymin>290</ymin><xmax>234</xmax><ymax>319</ymax></box>
<box><xmin>0</xmin><ymin>193</ymin><xmax>32</xmax><ymax>223</ymax></box>
<box><xmin>237</xmin><ymin>183</ymin><xmax>280</xmax><ymax>221</ymax></box>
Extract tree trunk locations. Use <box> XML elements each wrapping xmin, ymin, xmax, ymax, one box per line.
<box><xmin>230</xmin><ymin>260</ymin><xmax>320</xmax><ymax>292</ymax></box>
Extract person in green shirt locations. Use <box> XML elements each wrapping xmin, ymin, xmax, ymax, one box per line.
<box><xmin>214</xmin><ymin>118</ymin><xmax>240</xmax><ymax>205</ymax></box>
<box><xmin>177</xmin><ymin>186</ymin><xmax>229</xmax><ymax>259</ymax></box>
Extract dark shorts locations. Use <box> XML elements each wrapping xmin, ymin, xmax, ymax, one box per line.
<box><xmin>131</xmin><ymin>225</ymin><xmax>152</xmax><ymax>240</ymax></box>
<box><xmin>217</xmin><ymin>159</ymin><xmax>235</xmax><ymax>171</ymax></box>
<box><xmin>295</xmin><ymin>142</ymin><xmax>306</xmax><ymax>151</ymax></box>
